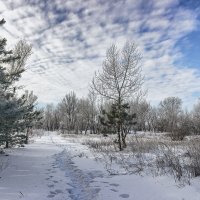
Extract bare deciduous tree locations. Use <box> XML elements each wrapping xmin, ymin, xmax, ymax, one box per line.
<box><xmin>130</xmin><ymin>99</ymin><xmax>150</xmax><ymax>131</ymax></box>
<box><xmin>159</xmin><ymin>97</ymin><xmax>182</xmax><ymax>139</ymax></box>
<box><xmin>146</xmin><ymin>106</ymin><xmax>158</xmax><ymax>132</ymax></box>
<box><xmin>59</xmin><ymin>91</ymin><xmax>79</xmax><ymax>134</ymax></box>
<box><xmin>192</xmin><ymin>100</ymin><xmax>200</xmax><ymax>134</ymax></box>
<box><xmin>43</xmin><ymin>104</ymin><xmax>55</xmax><ymax>131</ymax></box>
<box><xmin>88</xmin><ymin>90</ymin><xmax>98</xmax><ymax>134</ymax></box>
<box><xmin>92</xmin><ymin>42</ymin><xmax>143</xmax><ymax>150</ymax></box>
<box><xmin>8</xmin><ymin>40</ymin><xmax>32</xmax><ymax>82</ymax></box>
<box><xmin>92</xmin><ymin>42</ymin><xmax>143</xmax><ymax>102</ymax></box>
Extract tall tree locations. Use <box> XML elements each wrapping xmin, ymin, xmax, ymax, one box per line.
<box><xmin>0</xmin><ymin>19</ymin><xmax>37</xmax><ymax>147</ymax></box>
<box><xmin>43</xmin><ymin>104</ymin><xmax>55</xmax><ymax>131</ymax></box>
<box><xmin>59</xmin><ymin>92</ymin><xmax>79</xmax><ymax>133</ymax></box>
<box><xmin>77</xmin><ymin>98</ymin><xmax>92</xmax><ymax>134</ymax></box>
<box><xmin>92</xmin><ymin>42</ymin><xmax>143</xmax><ymax>150</ymax></box>
<box><xmin>159</xmin><ymin>97</ymin><xmax>182</xmax><ymax>139</ymax></box>
<box><xmin>88</xmin><ymin>90</ymin><xmax>98</xmax><ymax>134</ymax></box>
<box><xmin>192</xmin><ymin>100</ymin><xmax>200</xmax><ymax>134</ymax></box>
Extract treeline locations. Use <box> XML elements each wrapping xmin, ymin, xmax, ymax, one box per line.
<box><xmin>42</xmin><ymin>93</ymin><xmax>200</xmax><ymax>140</ymax></box>
<box><xmin>0</xmin><ymin>19</ymin><xmax>41</xmax><ymax>147</ymax></box>
<box><xmin>43</xmin><ymin>91</ymin><xmax>98</xmax><ymax>134</ymax></box>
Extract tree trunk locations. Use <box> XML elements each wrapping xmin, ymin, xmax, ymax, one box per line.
<box><xmin>5</xmin><ymin>141</ymin><xmax>9</xmax><ymax>148</ymax></box>
<box><xmin>117</xmin><ymin>124</ymin><xmax>122</xmax><ymax>151</ymax></box>
<box><xmin>25</xmin><ymin>128</ymin><xmax>29</xmax><ymax>144</ymax></box>
<box><xmin>121</xmin><ymin>129</ymin><xmax>127</xmax><ymax>148</ymax></box>
<box><xmin>84</xmin><ymin>123</ymin><xmax>89</xmax><ymax>134</ymax></box>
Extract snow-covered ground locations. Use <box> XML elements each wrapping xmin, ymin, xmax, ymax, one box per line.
<box><xmin>1</xmin><ymin>131</ymin><xmax>200</xmax><ymax>200</ymax></box>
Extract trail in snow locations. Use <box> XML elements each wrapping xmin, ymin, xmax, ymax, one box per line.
<box><xmin>54</xmin><ymin>149</ymin><xmax>102</xmax><ymax>200</ymax></box>
<box><xmin>0</xmin><ymin>131</ymin><xmax>102</xmax><ymax>200</ymax></box>
<box><xmin>49</xmin><ymin>133</ymin><xmax>103</xmax><ymax>200</ymax></box>
<box><xmin>1</xmin><ymin>131</ymin><xmax>200</xmax><ymax>200</ymax></box>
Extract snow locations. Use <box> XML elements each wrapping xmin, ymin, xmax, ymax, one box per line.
<box><xmin>0</xmin><ymin>131</ymin><xmax>200</xmax><ymax>200</ymax></box>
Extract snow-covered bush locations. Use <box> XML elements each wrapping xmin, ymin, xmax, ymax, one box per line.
<box><xmin>186</xmin><ymin>140</ymin><xmax>200</xmax><ymax>177</ymax></box>
<box><xmin>83</xmin><ymin>133</ymin><xmax>200</xmax><ymax>185</ymax></box>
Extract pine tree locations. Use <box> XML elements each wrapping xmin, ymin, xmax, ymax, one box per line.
<box><xmin>100</xmin><ymin>102</ymin><xmax>136</xmax><ymax>150</ymax></box>
<box><xmin>0</xmin><ymin>19</ymin><xmax>22</xmax><ymax>147</ymax></box>
<box><xmin>18</xmin><ymin>91</ymin><xmax>42</xmax><ymax>144</ymax></box>
<box><xmin>0</xmin><ymin>19</ymin><xmax>40</xmax><ymax>147</ymax></box>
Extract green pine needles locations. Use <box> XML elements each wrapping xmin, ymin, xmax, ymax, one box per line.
<box><xmin>0</xmin><ymin>19</ymin><xmax>41</xmax><ymax>148</ymax></box>
<box><xmin>100</xmin><ymin>102</ymin><xmax>137</xmax><ymax>150</ymax></box>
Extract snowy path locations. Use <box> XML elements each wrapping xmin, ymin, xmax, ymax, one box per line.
<box><xmin>0</xmin><ymin>132</ymin><xmax>102</xmax><ymax>200</ymax></box>
<box><xmin>1</xmin><ymin>131</ymin><xmax>200</xmax><ymax>200</ymax></box>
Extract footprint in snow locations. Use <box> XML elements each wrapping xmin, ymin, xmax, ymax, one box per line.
<box><xmin>47</xmin><ymin>184</ymin><xmax>54</xmax><ymax>188</ymax></box>
<box><xmin>94</xmin><ymin>188</ymin><xmax>101</xmax><ymax>193</ymax></box>
<box><xmin>47</xmin><ymin>194</ymin><xmax>55</xmax><ymax>198</ymax></box>
<box><xmin>50</xmin><ymin>191</ymin><xmax>56</xmax><ymax>195</ymax></box>
<box><xmin>55</xmin><ymin>189</ymin><xmax>63</xmax><ymax>194</ymax></box>
<box><xmin>49</xmin><ymin>189</ymin><xmax>63</xmax><ymax>195</ymax></box>
<box><xmin>111</xmin><ymin>189</ymin><xmax>118</xmax><ymax>192</ymax></box>
<box><xmin>101</xmin><ymin>181</ymin><xmax>109</xmax><ymax>183</ymax></box>
<box><xmin>67</xmin><ymin>188</ymin><xmax>73</xmax><ymax>195</ymax></box>
<box><xmin>67</xmin><ymin>183</ymin><xmax>73</xmax><ymax>187</ymax></box>
<box><xmin>110</xmin><ymin>183</ymin><xmax>119</xmax><ymax>187</ymax></box>
<box><xmin>119</xmin><ymin>194</ymin><xmax>130</xmax><ymax>198</ymax></box>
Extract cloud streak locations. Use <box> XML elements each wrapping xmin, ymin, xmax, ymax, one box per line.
<box><xmin>1</xmin><ymin>0</ymin><xmax>200</xmax><ymax>107</ymax></box>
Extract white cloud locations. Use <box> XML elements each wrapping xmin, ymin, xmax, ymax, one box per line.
<box><xmin>0</xmin><ymin>0</ymin><xmax>200</xmax><ymax>108</ymax></box>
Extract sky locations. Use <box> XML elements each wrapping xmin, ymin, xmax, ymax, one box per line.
<box><xmin>0</xmin><ymin>0</ymin><xmax>200</xmax><ymax>108</ymax></box>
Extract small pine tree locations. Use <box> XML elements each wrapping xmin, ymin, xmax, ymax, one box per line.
<box><xmin>100</xmin><ymin>102</ymin><xmax>136</xmax><ymax>150</ymax></box>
